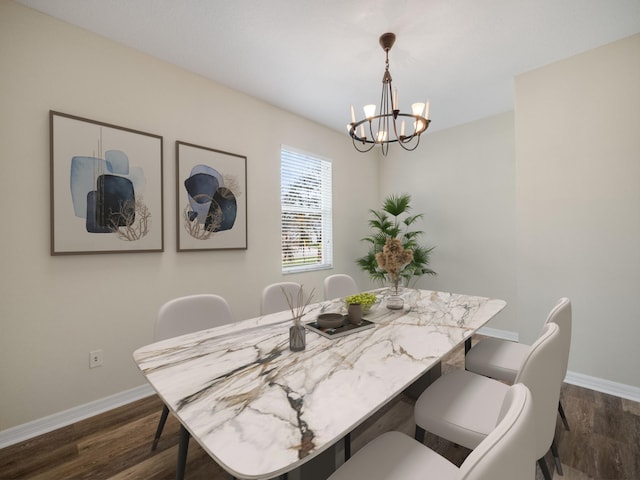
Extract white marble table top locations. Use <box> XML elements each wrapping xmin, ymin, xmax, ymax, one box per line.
<box><xmin>133</xmin><ymin>289</ymin><xmax>505</xmax><ymax>479</ymax></box>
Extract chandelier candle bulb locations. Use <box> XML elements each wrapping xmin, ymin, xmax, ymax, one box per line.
<box><xmin>401</xmin><ymin>120</ymin><xmax>406</xmax><ymax>137</ymax></box>
<box><xmin>351</xmin><ymin>104</ymin><xmax>356</xmax><ymax>123</ymax></box>
<box><xmin>364</xmin><ymin>104</ymin><xmax>376</xmax><ymax>119</ymax></box>
<box><xmin>393</xmin><ymin>88</ymin><xmax>398</xmax><ymax>110</ymax></box>
<box><xmin>425</xmin><ymin>99</ymin><xmax>430</xmax><ymax>119</ymax></box>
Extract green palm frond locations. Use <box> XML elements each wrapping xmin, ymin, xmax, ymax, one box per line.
<box><xmin>369</xmin><ymin>218</ymin><xmax>393</xmax><ymax>232</ymax></box>
<box><xmin>373</xmin><ymin>231</ymin><xmax>388</xmax><ymax>243</ymax></box>
<box><xmin>369</xmin><ymin>210</ymin><xmax>392</xmax><ymax>232</ymax></box>
<box><xmin>403</xmin><ymin>213</ymin><xmax>423</xmax><ymax>227</ymax></box>
<box><xmin>403</xmin><ymin>230</ymin><xmax>424</xmax><ymax>240</ymax></box>
<box><xmin>370</xmin><ymin>210</ymin><xmax>388</xmax><ymax>222</ymax></box>
<box><xmin>382</xmin><ymin>193</ymin><xmax>411</xmax><ymax>217</ymax></box>
<box><xmin>387</xmin><ymin>225</ymin><xmax>401</xmax><ymax>238</ymax></box>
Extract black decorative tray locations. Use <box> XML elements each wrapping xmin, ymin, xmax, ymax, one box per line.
<box><xmin>305</xmin><ymin>317</ymin><xmax>375</xmax><ymax>339</ymax></box>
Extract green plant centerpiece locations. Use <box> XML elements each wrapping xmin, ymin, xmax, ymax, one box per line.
<box><xmin>344</xmin><ymin>292</ymin><xmax>378</xmax><ymax>313</ymax></box>
<box><xmin>357</xmin><ymin>193</ymin><xmax>436</xmax><ymax>287</ymax></box>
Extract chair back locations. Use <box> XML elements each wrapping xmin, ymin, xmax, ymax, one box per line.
<box><xmin>543</xmin><ymin>297</ymin><xmax>572</xmax><ymax>379</ymax></box>
<box><xmin>460</xmin><ymin>383</ymin><xmax>535</xmax><ymax>480</ymax></box>
<box><xmin>323</xmin><ymin>274</ymin><xmax>358</xmax><ymax>300</ymax></box>
<box><xmin>514</xmin><ymin>322</ymin><xmax>563</xmax><ymax>460</ymax></box>
<box><xmin>155</xmin><ymin>294</ymin><xmax>233</xmax><ymax>341</ymax></box>
<box><xmin>261</xmin><ymin>282</ymin><xmax>302</xmax><ymax>315</ymax></box>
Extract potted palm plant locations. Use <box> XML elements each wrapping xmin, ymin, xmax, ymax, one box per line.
<box><xmin>356</xmin><ymin>193</ymin><xmax>436</xmax><ymax>287</ymax></box>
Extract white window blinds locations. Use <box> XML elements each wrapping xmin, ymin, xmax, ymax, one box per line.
<box><xmin>281</xmin><ymin>146</ymin><xmax>333</xmax><ymax>273</ymax></box>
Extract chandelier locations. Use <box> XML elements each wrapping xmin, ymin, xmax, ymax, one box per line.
<box><xmin>348</xmin><ymin>33</ymin><xmax>430</xmax><ymax>156</ymax></box>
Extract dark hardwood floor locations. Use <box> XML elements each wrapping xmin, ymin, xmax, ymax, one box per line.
<box><xmin>1</xmin><ymin>339</ymin><xmax>638</xmax><ymax>479</ymax></box>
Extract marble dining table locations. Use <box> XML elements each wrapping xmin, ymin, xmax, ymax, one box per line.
<box><xmin>133</xmin><ymin>288</ymin><xmax>506</xmax><ymax>480</ymax></box>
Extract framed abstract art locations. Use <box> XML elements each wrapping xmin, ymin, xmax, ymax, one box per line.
<box><xmin>50</xmin><ymin>111</ymin><xmax>164</xmax><ymax>255</ymax></box>
<box><xmin>176</xmin><ymin>141</ymin><xmax>247</xmax><ymax>251</ymax></box>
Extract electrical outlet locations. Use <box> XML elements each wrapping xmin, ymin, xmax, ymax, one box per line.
<box><xmin>89</xmin><ymin>349</ymin><xmax>103</xmax><ymax>368</ymax></box>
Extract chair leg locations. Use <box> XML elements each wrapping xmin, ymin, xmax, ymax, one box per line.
<box><xmin>538</xmin><ymin>457</ymin><xmax>553</xmax><ymax>480</ymax></box>
<box><xmin>344</xmin><ymin>432</ymin><xmax>351</xmax><ymax>461</ymax></box>
<box><xmin>414</xmin><ymin>425</ymin><xmax>426</xmax><ymax>443</ymax></box>
<box><xmin>176</xmin><ymin>425</ymin><xmax>190</xmax><ymax>480</ymax></box>
<box><xmin>151</xmin><ymin>405</ymin><xmax>170</xmax><ymax>451</ymax></box>
<box><xmin>558</xmin><ymin>400</ymin><xmax>570</xmax><ymax>430</ymax></box>
<box><xmin>551</xmin><ymin>437</ymin><xmax>563</xmax><ymax>475</ymax></box>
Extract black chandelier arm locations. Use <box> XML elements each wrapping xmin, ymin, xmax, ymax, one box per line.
<box><xmin>369</xmin><ymin>115</ymin><xmax>380</xmax><ymax>143</ymax></box>
<box><xmin>348</xmin><ymin>114</ymin><xmax>430</xmax><ymax>144</ymax></box>
<box><xmin>351</xmin><ymin>134</ymin><xmax>377</xmax><ymax>153</ymax></box>
<box><xmin>381</xmin><ymin>140</ymin><xmax>390</xmax><ymax>156</ymax></box>
<box><xmin>394</xmin><ymin>112</ymin><xmax>430</xmax><ymax>140</ymax></box>
<box><xmin>397</xmin><ymin>134</ymin><xmax>422</xmax><ymax>152</ymax></box>
<box><xmin>350</xmin><ymin>131</ymin><xmax>418</xmax><ymax>154</ymax></box>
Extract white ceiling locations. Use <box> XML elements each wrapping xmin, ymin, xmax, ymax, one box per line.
<box><xmin>16</xmin><ymin>0</ymin><xmax>640</xmax><ymax>133</ymax></box>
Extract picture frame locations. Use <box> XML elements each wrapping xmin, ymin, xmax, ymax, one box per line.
<box><xmin>176</xmin><ymin>141</ymin><xmax>247</xmax><ymax>251</ymax></box>
<box><xmin>50</xmin><ymin>111</ymin><xmax>164</xmax><ymax>255</ymax></box>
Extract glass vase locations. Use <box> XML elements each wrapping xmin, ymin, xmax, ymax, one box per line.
<box><xmin>386</xmin><ymin>275</ymin><xmax>406</xmax><ymax>296</ymax></box>
<box><xmin>386</xmin><ymin>275</ymin><xmax>405</xmax><ymax>310</ymax></box>
<box><xmin>289</xmin><ymin>323</ymin><xmax>306</xmax><ymax>351</ymax></box>
<box><xmin>386</xmin><ymin>294</ymin><xmax>404</xmax><ymax>310</ymax></box>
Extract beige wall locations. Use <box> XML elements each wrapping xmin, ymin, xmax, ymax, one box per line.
<box><xmin>380</xmin><ymin>112</ymin><xmax>518</xmax><ymax>332</ymax></box>
<box><xmin>515</xmin><ymin>34</ymin><xmax>640</xmax><ymax>387</ymax></box>
<box><xmin>0</xmin><ymin>1</ymin><xmax>378</xmax><ymax>430</ymax></box>
<box><xmin>382</xmin><ymin>32</ymin><xmax>640</xmax><ymax>392</ymax></box>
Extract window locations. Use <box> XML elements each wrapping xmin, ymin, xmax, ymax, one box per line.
<box><xmin>281</xmin><ymin>146</ymin><xmax>333</xmax><ymax>273</ymax></box>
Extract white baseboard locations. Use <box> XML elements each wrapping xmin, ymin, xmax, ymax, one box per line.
<box><xmin>0</xmin><ymin>384</ymin><xmax>155</xmax><ymax>449</ymax></box>
<box><xmin>564</xmin><ymin>371</ymin><xmax>640</xmax><ymax>403</ymax></box>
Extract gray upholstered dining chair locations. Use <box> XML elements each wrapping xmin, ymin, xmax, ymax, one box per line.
<box><xmin>465</xmin><ymin>297</ymin><xmax>572</xmax><ymax>432</ymax></box>
<box><xmin>414</xmin><ymin>322</ymin><xmax>565</xmax><ymax>480</ymax></box>
<box><xmin>323</xmin><ymin>274</ymin><xmax>358</xmax><ymax>300</ymax></box>
<box><xmin>328</xmin><ymin>383</ymin><xmax>536</xmax><ymax>480</ymax></box>
<box><xmin>260</xmin><ymin>281</ymin><xmax>302</xmax><ymax>315</ymax></box>
<box><xmin>151</xmin><ymin>294</ymin><xmax>234</xmax><ymax>451</ymax></box>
